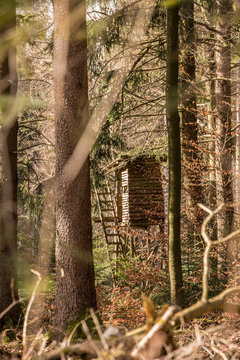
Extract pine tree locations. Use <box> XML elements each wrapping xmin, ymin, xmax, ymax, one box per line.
<box><xmin>53</xmin><ymin>0</ymin><xmax>96</xmax><ymax>336</ymax></box>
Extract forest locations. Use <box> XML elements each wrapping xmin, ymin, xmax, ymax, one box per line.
<box><xmin>0</xmin><ymin>0</ymin><xmax>240</xmax><ymax>358</ymax></box>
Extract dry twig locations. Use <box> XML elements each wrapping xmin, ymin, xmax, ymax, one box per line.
<box><xmin>22</xmin><ymin>269</ymin><xmax>42</xmax><ymax>359</ymax></box>
<box><xmin>171</xmin><ymin>203</ymin><xmax>240</xmax><ymax>326</ymax></box>
<box><xmin>0</xmin><ymin>278</ymin><xmax>20</xmax><ymax>320</ymax></box>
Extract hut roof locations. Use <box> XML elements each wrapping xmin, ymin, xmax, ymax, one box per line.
<box><xmin>104</xmin><ymin>150</ymin><xmax>167</xmax><ymax>174</ymax></box>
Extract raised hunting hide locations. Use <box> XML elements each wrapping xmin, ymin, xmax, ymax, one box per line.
<box><xmin>107</xmin><ymin>156</ymin><xmax>165</xmax><ymax>228</ymax></box>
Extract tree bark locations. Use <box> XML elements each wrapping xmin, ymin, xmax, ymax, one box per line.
<box><xmin>53</xmin><ymin>0</ymin><xmax>96</xmax><ymax>335</ymax></box>
<box><xmin>0</xmin><ymin>0</ymin><xmax>20</xmax><ymax>321</ymax></box>
<box><xmin>215</xmin><ymin>0</ymin><xmax>234</xmax><ymax>237</ymax></box>
<box><xmin>207</xmin><ymin>0</ymin><xmax>219</xmax><ymax>281</ymax></box>
<box><xmin>166</xmin><ymin>4</ymin><xmax>183</xmax><ymax>307</ymax></box>
<box><xmin>181</xmin><ymin>0</ymin><xmax>203</xmax><ymax>244</ymax></box>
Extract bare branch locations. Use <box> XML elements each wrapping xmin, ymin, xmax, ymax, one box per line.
<box><xmin>170</xmin><ymin>204</ymin><xmax>240</xmax><ymax>326</ymax></box>
<box><xmin>198</xmin><ymin>203</ymin><xmax>224</xmax><ymax>303</ymax></box>
<box><xmin>0</xmin><ymin>300</ymin><xmax>20</xmax><ymax>320</ymax></box>
<box><xmin>0</xmin><ymin>279</ymin><xmax>20</xmax><ymax>320</ymax></box>
<box><xmin>44</xmin><ymin>343</ymin><xmax>97</xmax><ymax>360</ymax></box>
<box><xmin>81</xmin><ymin>320</ymin><xmax>102</xmax><ymax>358</ymax></box>
<box><xmin>22</xmin><ymin>269</ymin><xmax>42</xmax><ymax>358</ymax></box>
<box><xmin>89</xmin><ymin>308</ymin><xmax>109</xmax><ymax>352</ymax></box>
<box><xmin>171</xmin><ymin>287</ymin><xmax>240</xmax><ymax>327</ymax></box>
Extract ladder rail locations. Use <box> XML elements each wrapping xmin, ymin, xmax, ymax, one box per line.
<box><xmin>94</xmin><ymin>179</ymin><xmax>126</xmax><ymax>279</ymax></box>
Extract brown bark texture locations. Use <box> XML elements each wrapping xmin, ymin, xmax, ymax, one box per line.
<box><xmin>207</xmin><ymin>0</ymin><xmax>218</xmax><ymax>279</ymax></box>
<box><xmin>215</xmin><ymin>0</ymin><xmax>234</xmax><ymax>236</ymax></box>
<box><xmin>0</xmin><ymin>0</ymin><xmax>20</xmax><ymax>321</ymax></box>
<box><xmin>181</xmin><ymin>0</ymin><xmax>203</xmax><ymax>242</ymax></box>
<box><xmin>166</xmin><ymin>4</ymin><xmax>183</xmax><ymax>307</ymax></box>
<box><xmin>53</xmin><ymin>0</ymin><xmax>96</xmax><ymax>335</ymax></box>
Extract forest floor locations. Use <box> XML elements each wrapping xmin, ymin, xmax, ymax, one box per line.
<box><xmin>0</xmin><ymin>284</ymin><xmax>240</xmax><ymax>359</ymax></box>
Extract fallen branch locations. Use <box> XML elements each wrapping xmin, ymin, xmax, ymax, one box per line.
<box><xmin>171</xmin><ymin>287</ymin><xmax>240</xmax><ymax>327</ymax></box>
<box><xmin>44</xmin><ymin>343</ymin><xmax>97</xmax><ymax>360</ymax></box>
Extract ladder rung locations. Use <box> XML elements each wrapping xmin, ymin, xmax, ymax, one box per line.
<box><xmin>102</xmin><ymin>217</ymin><xmax>115</xmax><ymax>221</ymax></box>
<box><xmin>106</xmin><ymin>233</ymin><xmax>119</xmax><ymax>237</ymax></box>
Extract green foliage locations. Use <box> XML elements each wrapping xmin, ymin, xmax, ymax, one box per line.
<box><xmin>121</xmin><ymin>142</ymin><xmax>167</xmax><ymax>164</ymax></box>
<box><xmin>91</xmin><ymin>102</ymin><xmax>126</xmax><ymax>187</ymax></box>
<box><xmin>66</xmin><ymin>310</ymin><xmax>102</xmax><ymax>340</ymax></box>
<box><xmin>150</xmin><ymin>0</ymin><xmax>166</xmax><ymax>29</ymax></box>
<box><xmin>164</xmin><ymin>0</ymin><xmax>186</xmax><ymax>7</ymax></box>
<box><xmin>88</xmin><ymin>13</ymin><xmax>123</xmax><ymax>54</ymax></box>
<box><xmin>17</xmin><ymin>103</ymin><xmax>49</xmax><ymax>264</ymax></box>
<box><xmin>0</xmin><ymin>96</ymin><xmax>44</xmax><ymax>125</ymax></box>
<box><xmin>41</xmin><ymin>277</ymin><xmax>55</xmax><ymax>326</ymax></box>
<box><xmin>17</xmin><ymin>13</ymin><xmax>35</xmax><ymax>25</ymax></box>
<box><xmin>1</xmin><ymin>329</ymin><xmax>16</xmax><ymax>344</ymax></box>
<box><xmin>93</xmin><ymin>235</ymin><xmax>113</xmax><ymax>286</ymax></box>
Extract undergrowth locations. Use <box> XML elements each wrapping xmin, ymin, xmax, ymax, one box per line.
<box><xmin>97</xmin><ymin>255</ymin><xmax>169</xmax><ymax>329</ymax></box>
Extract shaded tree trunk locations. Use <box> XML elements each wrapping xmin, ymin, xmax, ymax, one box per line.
<box><xmin>181</xmin><ymin>0</ymin><xmax>203</xmax><ymax>243</ymax></box>
<box><xmin>166</xmin><ymin>4</ymin><xmax>183</xmax><ymax>307</ymax></box>
<box><xmin>0</xmin><ymin>0</ymin><xmax>20</xmax><ymax>321</ymax></box>
<box><xmin>53</xmin><ymin>0</ymin><xmax>96</xmax><ymax>335</ymax></box>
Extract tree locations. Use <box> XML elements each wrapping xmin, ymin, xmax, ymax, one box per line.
<box><xmin>0</xmin><ymin>0</ymin><xmax>20</xmax><ymax>320</ymax></box>
<box><xmin>53</xmin><ymin>0</ymin><xmax>96</xmax><ymax>335</ymax></box>
<box><xmin>205</xmin><ymin>0</ymin><xmax>219</xmax><ymax>281</ymax></box>
<box><xmin>181</xmin><ymin>0</ymin><xmax>203</xmax><ymax>243</ymax></box>
<box><xmin>166</xmin><ymin>2</ymin><xmax>183</xmax><ymax>306</ymax></box>
<box><xmin>215</xmin><ymin>0</ymin><xmax>234</xmax><ymax>237</ymax></box>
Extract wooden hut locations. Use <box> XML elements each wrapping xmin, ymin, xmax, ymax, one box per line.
<box><xmin>106</xmin><ymin>155</ymin><xmax>165</xmax><ymax>228</ymax></box>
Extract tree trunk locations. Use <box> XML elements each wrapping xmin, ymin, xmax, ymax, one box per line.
<box><xmin>215</xmin><ymin>0</ymin><xmax>234</xmax><ymax>237</ymax></box>
<box><xmin>0</xmin><ymin>0</ymin><xmax>20</xmax><ymax>321</ymax></box>
<box><xmin>207</xmin><ymin>0</ymin><xmax>218</xmax><ymax>282</ymax></box>
<box><xmin>53</xmin><ymin>0</ymin><xmax>96</xmax><ymax>335</ymax></box>
<box><xmin>166</xmin><ymin>4</ymin><xmax>183</xmax><ymax>307</ymax></box>
<box><xmin>181</xmin><ymin>1</ymin><xmax>204</xmax><ymax>287</ymax></box>
<box><xmin>181</xmin><ymin>0</ymin><xmax>203</xmax><ymax>243</ymax></box>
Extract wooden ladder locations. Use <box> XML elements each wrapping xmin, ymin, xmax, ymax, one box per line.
<box><xmin>94</xmin><ymin>181</ymin><xmax>125</xmax><ymax>264</ymax></box>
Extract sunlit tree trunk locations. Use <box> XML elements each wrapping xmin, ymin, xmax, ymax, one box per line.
<box><xmin>53</xmin><ymin>0</ymin><xmax>96</xmax><ymax>335</ymax></box>
<box><xmin>166</xmin><ymin>3</ymin><xmax>183</xmax><ymax>306</ymax></box>
<box><xmin>0</xmin><ymin>0</ymin><xmax>20</xmax><ymax>321</ymax></box>
<box><xmin>215</xmin><ymin>0</ymin><xmax>234</xmax><ymax>237</ymax></box>
<box><xmin>207</xmin><ymin>0</ymin><xmax>218</xmax><ymax>281</ymax></box>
